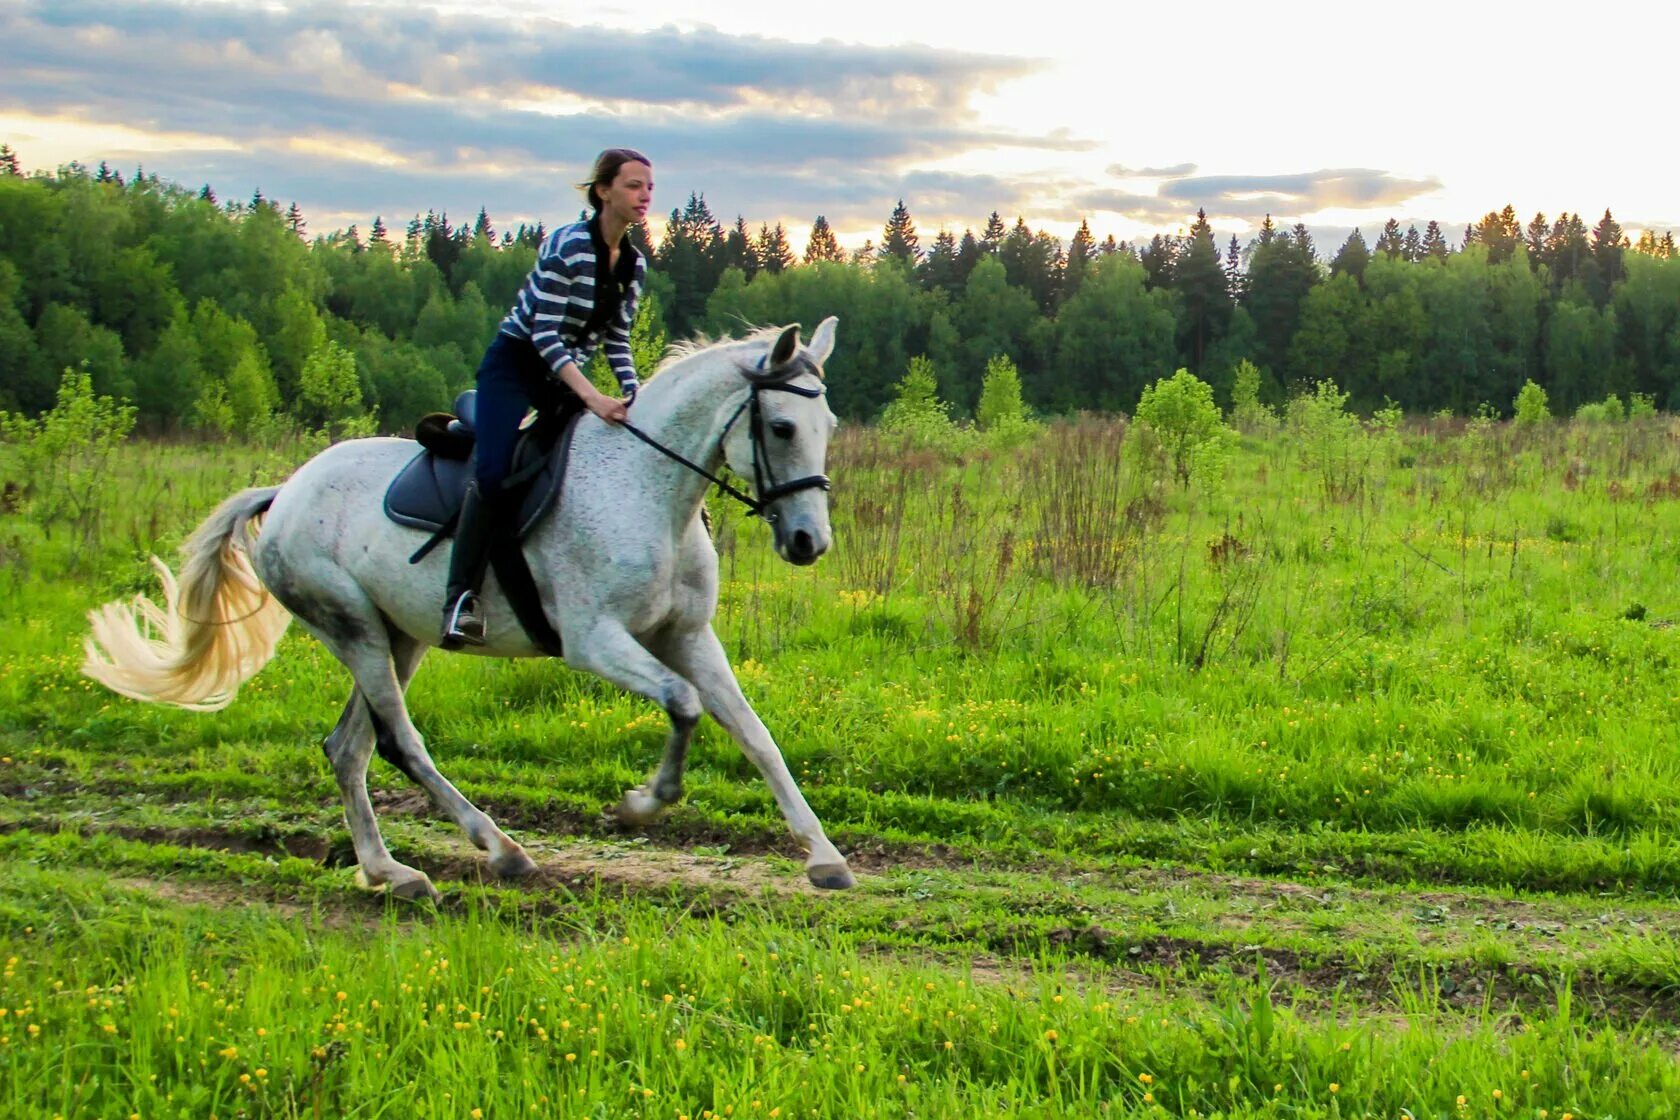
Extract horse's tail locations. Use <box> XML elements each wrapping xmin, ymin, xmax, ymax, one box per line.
<box><xmin>83</xmin><ymin>486</ymin><xmax>292</xmax><ymax>712</ymax></box>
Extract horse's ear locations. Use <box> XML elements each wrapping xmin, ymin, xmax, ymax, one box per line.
<box><xmin>807</xmin><ymin>316</ymin><xmax>838</xmax><ymax>369</ymax></box>
<box><xmin>769</xmin><ymin>323</ymin><xmax>801</xmax><ymax>371</ymax></box>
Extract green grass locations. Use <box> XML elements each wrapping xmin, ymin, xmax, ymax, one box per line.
<box><xmin>5</xmin><ymin>414</ymin><xmax>1680</xmax><ymax>1115</ymax></box>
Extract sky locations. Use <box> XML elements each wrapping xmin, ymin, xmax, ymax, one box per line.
<box><xmin>4</xmin><ymin>0</ymin><xmax>1676</xmax><ymax>254</ymax></box>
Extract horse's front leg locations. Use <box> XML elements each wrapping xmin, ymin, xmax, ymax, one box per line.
<box><xmin>566</xmin><ymin>622</ymin><xmax>701</xmax><ymax>826</ymax></box>
<box><xmin>659</xmin><ymin>626</ymin><xmax>853</xmax><ymax>890</ymax></box>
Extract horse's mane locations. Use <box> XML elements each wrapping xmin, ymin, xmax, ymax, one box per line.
<box><xmin>652</xmin><ymin>325</ymin><xmax>785</xmax><ymax>380</ymax></box>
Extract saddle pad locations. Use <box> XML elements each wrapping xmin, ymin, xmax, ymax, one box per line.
<box><xmin>383</xmin><ymin>414</ymin><xmax>580</xmax><ymax>541</ymax></box>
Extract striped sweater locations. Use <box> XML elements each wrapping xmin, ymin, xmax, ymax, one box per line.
<box><xmin>498</xmin><ymin>215</ymin><xmax>645</xmax><ymax>392</ymax></box>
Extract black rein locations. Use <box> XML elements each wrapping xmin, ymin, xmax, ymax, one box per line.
<box><xmin>618</xmin><ymin>377</ymin><xmax>831</xmax><ymax>522</ymax></box>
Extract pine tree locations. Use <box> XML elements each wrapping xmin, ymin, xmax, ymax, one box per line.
<box><xmin>1256</xmin><ymin>214</ymin><xmax>1278</xmax><ymax>247</ymax></box>
<box><xmin>1591</xmin><ymin>209</ymin><xmax>1627</xmax><ymax>281</ymax></box>
<box><xmin>1473</xmin><ymin>205</ymin><xmax>1521</xmax><ymax>263</ymax></box>
<box><xmin>1525</xmin><ymin>212</ymin><xmax>1549</xmax><ymax>265</ymax></box>
<box><xmin>1421</xmin><ymin>221</ymin><xmax>1448</xmax><ymax>261</ymax></box>
<box><xmin>473</xmin><ymin>206</ymin><xmax>495</xmax><ymax>242</ymax></box>
<box><xmin>0</xmin><ymin>145</ymin><xmax>18</xmax><ymax>176</ymax></box>
<box><xmin>1330</xmin><ymin>229</ymin><xmax>1371</xmax><ymax>282</ymax></box>
<box><xmin>804</xmin><ymin>215</ymin><xmax>843</xmax><ymax>263</ymax></box>
<box><xmin>882</xmin><ymin>199</ymin><xmax>921</xmax><ymax>265</ymax></box>
<box><xmin>198</xmin><ymin>183</ymin><xmax>216</xmax><ymax>205</ymax></box>
<box><xmin>285</xmin><ymin>201</ymin><xmax>307</xmax><ymax>239</ymax></box>
<box><xmin>1403</xmin><ymin>225</ymin><xmax>1422</xmax><ymax>263</ymax></box>
<box><xmin>251</xmin><ymin>188</ymin><xmax>268</xmax><ymax>212</ymax></box>
<box><xmin>756</xmin><ymin>223</ymin><xmax>795</xmax><ymax>274</ymax></box>
<box><xmin>723</xmin><ymin>216</ymin><xmax>756</xmax><ymax>279</ymax></box>
<box><xmin>955</xmin><ymin>230</ymin><xmax>982</xmax><ymax>284</ymax></box>
<box><xmin>979</xmin><ymin>212</ymin><xmax>1006</xmax><ymax>255</ymax></box>
<box><xmin>369</xmin><ymin>216</ymin><xmax>388</xmax><ymax>246</ymax></box>
<box><xmin>1176</xmin><ymin>209</ymin><xmax>1233</xmax><ymax>369</ymax></box>
<box><xmin>920</xmin><ymin>230</ymin><xmax>961</xmax><ymax>294</ymax></box>
<box><xmin>1375</xmin><ymin>218</ymin><xmax>1403</xmax><ymax>258</ymax></box>
<box><xmin>1140</xmin><ymin>234</ymin><xmax>1175</xmax><ymax>290</ymax></box>
<box><xmin>1100</xmin><ymin>234</ymin><xmax>1120</xmax><ymax>256</ymax></box>
<box><xmin>95</xmin><ymin>161</ymin><xmax>119</xmax><ymax>184</ymax></box>
<box><xmin>345</xmin><ymin>224</ymin><xmax>361</xmax><ymax>251</ymax></box>
<box><xmin>1225</xmin><ymin>235</ymin><xmax>1244</xmax><ymax>300</ymax></box>
<box><xmin>1064</xmin><ymin>219</ymin><xmax>1096</xmax><ymax>297</ymax></box>
<box><xmin>1662</xmin><ymin>232</ymin><xmax>1678</xmax><ymax>260</ymax></box>
<box><xmin>851</xmin><ymin>239</ymin><xmax>876</xmax><ymax>266</ymax></box>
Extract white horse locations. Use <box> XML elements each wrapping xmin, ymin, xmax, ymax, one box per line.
<box><xmin>83</xmin><ymin>319</ymin><xmax>854</xmax><ymax>901</ymax></box>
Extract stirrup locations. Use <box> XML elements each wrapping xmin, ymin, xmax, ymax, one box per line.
<box><xmin>440</xmin><ymin>592</ymin><xmax>487</xmax><ymax>649</ymax></box>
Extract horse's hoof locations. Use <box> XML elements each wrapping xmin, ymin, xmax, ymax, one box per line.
<box><xmin>807</xmin><ymin>862</ymin><xmax>855</xmax><ymax>890</ymax></box>
<box><xmin>388</xmin><ymin>875</ymin><xmax>441</xmax><ymax>903</ymax></box>
<box><xmin>490</xmin><ymin>848</ymin><xmax>539</xmax><ymax>880</ymax></box>
<box><xmin>615</xmin><ymin>788</ymin><xmax>664</xmax><ymax>827</ymax></box>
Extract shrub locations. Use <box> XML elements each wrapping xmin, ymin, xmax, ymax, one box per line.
<box><xmin>1576</xmin><ymin>395</ymin><xmax>1625</xmax><ymax>423</ymax></box>
<box><xmin>1228</xmin><ymin>359</ymin><xmax>1275</xmax><ymax>432</ymax></box>
<box><xmin>1513</xmin><ymin>380</ymin><xmax>1550</xmax><ymax>424</ymax></box>
<box><xmin>1287</xmin><ymin>379</ymin><xmax>1369</xmax><ymax>501</ymax></box>
<box><xmin>1132</xmin><ymin>368</ymin><xmax>1232</xmax><ymax>488</ymax></box>
<box><xmin>880</xmin><ymin>356</ymin><xmax>964</xmax><ymax>448</ymax></box>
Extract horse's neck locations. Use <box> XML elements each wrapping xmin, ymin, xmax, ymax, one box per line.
<box><xmin>614</xmin><ymin>356</ymin><xmax>749</xmax><ymax>526</ymax></box>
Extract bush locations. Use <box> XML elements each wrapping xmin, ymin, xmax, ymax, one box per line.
<box><xmin>1629</xmin><ymin>392</ymin><xmax>1657</xmax><ymax>420</ymax></box>
<box><xmin>1513</xmin><ymin>380</ymin><xmax>1550</xmax><ymax>424</ymax></box>
<box><xmin>1228</xmin><ymin>359</ymin><xmax>1275</xmax><ymax>433</ymax></box>
<box><xmin>1287</xmin><ymin>379</ymin><xmax>1369</xmax><ymax>501</ymax></box>
<box><xmin>1576</xmin><ymin>394</ymin><xmax>1625</xmax><ymax>423</ymax></box>
<box><xmin>879</xmin><ymin>355</ymin><xmax>964</xmax><ymax>448</ymax></box>
<box><xmin>0</xmin><ymin>366</ymin><xmax>135</xmax><ymax>563</ymax></box>
<box><xmin>975</xmin><ymin>354</ymin><xmax>1035</xmax><ymax>444</ymax></box>
<box><xmin>1132</xmin><ymin>368</ymin><xmax>1232</xmax><ymax>488</ymax></box>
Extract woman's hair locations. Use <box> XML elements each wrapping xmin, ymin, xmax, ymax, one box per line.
<box><xmin>580</xmin><ymin>148</ymin><xmax>652</xmax><ymax>212</ymax></box>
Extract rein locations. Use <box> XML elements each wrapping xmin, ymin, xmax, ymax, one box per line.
<box><xmin>619</xmin><ymin>373</ymin><xmax>831</xmax><ymax>522</ymax></box>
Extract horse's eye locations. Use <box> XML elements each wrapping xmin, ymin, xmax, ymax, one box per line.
<box><xmin>770</xmin><ymin>419</ymin><xmax>796</xmax><ymax>439</ymax></box>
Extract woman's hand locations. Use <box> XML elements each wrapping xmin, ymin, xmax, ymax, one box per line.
<box><xmin>586</xmin><ymin>388</ymin><xmax>629</xmax><ymax>425</ymax></box>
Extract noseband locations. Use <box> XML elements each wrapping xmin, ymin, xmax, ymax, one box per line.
<box><xmin>619</xmin><ymin>371</ymin><xmax>831</xmax><ymax>522</ymax></box>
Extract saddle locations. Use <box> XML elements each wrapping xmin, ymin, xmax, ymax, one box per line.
<box><xmin>384</xmin><ymin>390</ymin><xmax>578</xmax><ymax>545</ymax></box>
<box><xmin>384</xmin><ymin>391</ymin><xmax>581</xmax><ymax>656</ymax></box>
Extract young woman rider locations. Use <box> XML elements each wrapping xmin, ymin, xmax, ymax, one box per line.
<box><xmin>441</xmin><ymin>148</ymin><xmax>653</xmax><ymax>647</ymax></box>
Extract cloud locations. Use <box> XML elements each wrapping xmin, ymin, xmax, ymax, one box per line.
<box><xmin>1076</xmin><ymin>166</ymin><xmax>1444</xmax><ymax>226</ymax></box>
<box><xmin>1106</xmin><ymin>162</ymin><xmax>1198</xmax><ymax>179</ymax></box>
<box><xmin>4</xmin><ymin>0</ymin><xmax>1091</xmax><ymax>230</ymax></box>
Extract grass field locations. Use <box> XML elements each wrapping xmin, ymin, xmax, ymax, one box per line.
<box><xmin>4</xmin><ymin>410</ymin><xmax>1680</xmax><ymax>1118</ymax></box>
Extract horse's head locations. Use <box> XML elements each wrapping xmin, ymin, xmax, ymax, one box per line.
<box><xmin>722</xmin><ymin>317</ymin><xmax>839</xmax><ymax>566</ymax></box>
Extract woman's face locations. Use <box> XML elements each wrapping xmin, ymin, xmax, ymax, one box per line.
<box><xmin>599</xmin><ymin>161</ymin><xmax>653</xmax><ymax>227</ymax></box>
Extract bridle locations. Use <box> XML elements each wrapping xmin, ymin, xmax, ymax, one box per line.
<box><xmin>618</xmin><ymin>364</ymin><xmax>832</xmax><ymax>524</ymax></box>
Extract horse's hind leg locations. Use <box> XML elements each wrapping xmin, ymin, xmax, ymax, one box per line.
<box><xmin>324</xmin><ymin>678</ymin><xmax>438</xmax><ymax>902</ymax></box>
<box><xmin>338</xmin><ymin>635</ymin><xmax>538</xmax><ymax>882</ymax></box>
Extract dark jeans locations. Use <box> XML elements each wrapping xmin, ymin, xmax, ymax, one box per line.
<box><xmin>473</xmin><ymin>333</ymin><xmax>580</xmax><ymax>491</ymax></box>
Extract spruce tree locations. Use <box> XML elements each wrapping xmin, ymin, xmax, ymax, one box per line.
<box><xmin>1421</xmin><ymin>221</ymin><xmax>1448</xmax><ymax>261</ymax></box>
<box><xmin>979</xmin><ymin>211</ymin><xmax>1006</xmax><ymax>254</ymax></box>
<box><xmin>1590</xmin><ymin>209</ymin><xmax>1627</xmax><ymax>292</ymax></box>
<box><xmin>1140</xmin><ymin>233</ymin><xmax>1175</xmax><ymax>290</ymax></box>
<box><xmin>1403</xmin><ymin>225</ymin><xmax>1422</xmax><ymax>263</ymax></box>
<box><xmin>1175</xmin><ymin>209</ymin><xmax>1233</xmax><ymax>369</ymax></box>
<box><xmin>1375</xmin><ymin>218</ymin><xmax>1403</xmax><ymax>258</ymax></box>
<box><xmin>803</xmin><ymin>215</ymin><xmax>843</xmax><ymax>263</ymax></box>
<box><xmin>723</xmin><ymin>216</ymin><xmax>756</xmax><ymax>279</ymax></box>
<box><xmin>473</xmin><ymin>206</ymin><xmax>494</xmax><ymax>242</ymax></box>
<box><xmin>756</xmin><ymin>223</ymin><xmax>795</xmax><ymax>274</ymax></box>
<box><xmin>954</xmin><ymin>230</ymin><xmax>982</xmax><ymax>284</ymax></box>
<box><xmin>920</xmin><ymin>230</ymin><xmax>960</xmax><ymax>294</ymax></box>
<box><xmin>0</xmin><ymin>144</ymin><xmax>18</xmax><ymax>176</ymax></box>
<box><xmin>1330</xmin><ymin>229</ymin><xmax>1371</xmax><ymax>282</ymax></box>
<box><xmin>285</xmin><ymin>201</ymin><xmax>307</xmax><ymax>239</ymax></box>
<box><xmin>1064</xmin><ymin>219</ymin><xmax>1096</xmax><ymax>297</ymax></box>
<box><xmin>1525</xmin><ymin>212</ymin><xmax>1549</xmax><ymax>266</ymax></box>
<box><xmin>1225</xmin><ymin>235</ymin><xmax>1244</xmax><ymax>300</ymax></box>
<box><xmin>369</xmin><ymin>216</ymin><xmax>388</xmax><ymax>246</ymax></box>
<box><xmin>882</xmin><ymin>199</ymin><xmax>921</xmax><ymax>265</ymax></box>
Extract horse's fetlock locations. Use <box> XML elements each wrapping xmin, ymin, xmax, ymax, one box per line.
<box><xmin>663</xmin><ymin>684</ymin><xmax>702</xmax><ymax>728</ymax></box>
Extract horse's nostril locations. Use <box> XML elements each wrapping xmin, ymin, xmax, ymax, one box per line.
<box><xmin>792</xmin><ymin>530</ymin><xmax>814</xmax><ymax>558</ymax></box>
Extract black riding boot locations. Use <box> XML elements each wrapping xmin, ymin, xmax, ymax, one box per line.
<box><xmin>440</xmin><ymin>479</ymin><xmax>496</xmax><ymax>649</ymax></box>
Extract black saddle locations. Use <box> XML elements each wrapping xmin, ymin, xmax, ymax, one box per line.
<box><xmin>385</xmin><ymin>390</ymin><xmax>579</xmax><ymax>544</ymax></box>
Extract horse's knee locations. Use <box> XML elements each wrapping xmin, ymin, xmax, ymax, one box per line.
<box><xmin>661</xmin><ymin>680</ymin><xmax>702</xmax><ymax>728</ymax></box>
<box><xmin>366</xmin><ymin>705</ymin><xmax>424</xmax><ymax>784</ymax></box>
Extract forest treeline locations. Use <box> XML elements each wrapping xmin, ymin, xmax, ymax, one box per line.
<box><xmin>1</xmin><ymin>146</ymin><xmax>1678</xmax><ymax>430</ymax></box>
